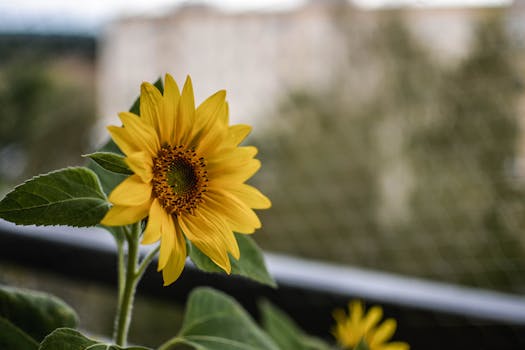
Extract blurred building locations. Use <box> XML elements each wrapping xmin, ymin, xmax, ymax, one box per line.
<box><xmin>97</xmin><ymin>3</ymin><xmax>347</xmax><ymax>132</ymax></box>
<box><xmin>96</xmin><ymin>1</ymin><xmax>525</xmax><ymax>134</ymax></box>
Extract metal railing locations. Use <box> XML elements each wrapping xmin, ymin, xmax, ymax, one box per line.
<box><xmin>1</xmin><ymin>220</ymin><xmax>525</xmax><ymax>349</ymax></box>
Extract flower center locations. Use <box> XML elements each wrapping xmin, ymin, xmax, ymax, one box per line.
<box><xmin>152</xmin><ymin>145</ymin><xmax>208</xmax><ymax>215</ymax></box>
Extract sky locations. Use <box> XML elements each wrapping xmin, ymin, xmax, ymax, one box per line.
<box><xmin>0</xmin><ymin>0</ymin><xmax>513</xmax><ymax>34</ymax></box>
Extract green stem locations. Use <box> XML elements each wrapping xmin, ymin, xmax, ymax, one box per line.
<box><xmin>136</xmin><ymin>244</ymin><xmax>160</xmax><ymax>280</ymax></box>
<box><xmin>113</xmin><ymin>223</ymin><xmax>141</xmax><ymax>347</ymax></box>
<box><xmin>116</xmin><ymin>236</ymin><xmax>125</xmax><ymax>304</ymax></box>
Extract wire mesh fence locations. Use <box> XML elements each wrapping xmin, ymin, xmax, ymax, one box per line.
<box><xmin>250</xmin><ymin>8</ymin><xmax>525</xmax><ymax>294</ymax></box>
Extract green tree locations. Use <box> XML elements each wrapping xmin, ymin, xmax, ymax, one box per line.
<box><xmin>0</xmin><ymin>45</ymin><xmax>96</xmax><ymax>190</ymax></box>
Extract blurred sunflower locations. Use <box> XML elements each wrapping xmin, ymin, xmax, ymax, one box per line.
<box><xmin>332</xmin><ymin>300</ymin><xmax>409</xmax><ymax>350</ymax></box>
<box><xmin>101</xmin><ymin>74</ymin><xmax>271</xmax><ymax>285</ymax></box>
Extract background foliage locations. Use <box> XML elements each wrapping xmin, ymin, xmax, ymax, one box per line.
<box><xmin>254</xmin><ymin>10</ymin><xmax>525</xmax><ymax>293</ymax></box>
<box><xmin>0</xmin><ymin>35</ymin><xmax>96</xmax><ymax>192</ymax></box>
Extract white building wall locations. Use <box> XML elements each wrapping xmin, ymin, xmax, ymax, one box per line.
<box><xmin>96</xmin><ymin>3</ymin><xmax>525</xmax><ymax>147</ymax></box>
<box><xmin>96</xmin><ymin>4</ymin><xmax>345</xmax><ymax>134</ymax></box>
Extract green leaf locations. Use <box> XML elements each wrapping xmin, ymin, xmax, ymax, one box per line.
<box><xmin>87</xmin><ymin>155</ymin><xmax>127</xmax><ymax>197</ymax></box>
<box><xmin>38</xmin><ymin>329</ymin><xmax>96</xmax><ymax>350</ymax></box>
<box><xmin>189</xmin><ymin>234</ymin><xmax>276</xmax><ymax>288</ymax></box>
<box><xmin>158</xmin><ymin>288</ymin><xmax>279</xmax><ymax>350</ymax></box>
<box><xmin>83</xmin><ymin>152</ymin><xmax>132</xmax><ymax>175</ymax></box>
<box><xmin>0</xmin><ymin>167</ymin><xmax>109</xmax><ymax>227</ymax></box>
<box><xmin>259</xmin><ymin>300</ymin><xmax>334</xmax><ymax>350</ymax></box>
<box><xmin>0</xmin><ymin>285</ymin><xmax>78</xmax><ymax>343</ymax></box>
<box><xmin>88</xmin><ymin>151</ymin><xmax>131</xmax><ymax>242</ymax></box>
<box><xmin>0</xmin><ymin>317</ymin><xmax>39</xmax><ymax>350</ymax></box>
<box><xmin>39</xmin><ymin>328</ymin><xmax>152</xmax><ymax>350</ymax></box>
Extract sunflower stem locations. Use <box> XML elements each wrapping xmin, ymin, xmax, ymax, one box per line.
<box><xmin>113</xmin><ymin>222</ymin><xmax>141</xmax><ymax>346</ymax></box>
<box><xmin>116</xmin><ymin>236</ymin><xmax>125</xmax><ymax>306</ymax></box>
<box><xmin>136</xmin><ymin>244</ymin><xmax>160</xmax><ymax>280</ymax></box>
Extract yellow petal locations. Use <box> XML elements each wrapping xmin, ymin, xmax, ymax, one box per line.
<box><xmin>204</xmin><ymin>189</ymin><xmax>261</xmax><ymax>234</ymax></box>
<box><xmin>108</xmin><ymin>175</ymin><xmax>151</xmax><ymax>206</ymax></box>
<box><xmin>190</xmin><ymin>90</ymin><xmax>227</xmax><ymax>151</ymax></box>
<box><xmin>207</xmin><ymin>146</ymin><xmax>258</xmax><ymax>174</ymax></box>
<box><xmin>100</xmin><ymin>200</ymin><xmax>151</xmax><ymax>226</ymax></box>
<box><xmin>215</xmin><ymin>146</ymin><xmax>258</xmax><ymax>163</ymax></box>
<box><xmin>219</xmin><ymin>100</ymin><xmax>229</xmax><ymax>125</ymax></box>
<box><xmin>195</xmin><ymin>90</ymin><xmax>226</xmax><ymax>130</ymax></box>
<box><xmin>364</xmin><ymin>306</ymin><xmax>383</xmax><ymax>333</ymax></box>
<box><xmin>162</xmin><ymin>224</ymin><xmax>187</xmax><ymax>286</ymax></box>
<box><xmin>178</xmin><ymin>213</ymin><xmax>232</xmax><ymax>272</ymax></box>
<box><xmin>118</xmin><ymin>112</ymin><xmax>160</xmax><ymax>157</ymax></box>
<box><xmin>210</xmin><ymin>159</ymin><xmax>261</xmax><ymax>185</ymax></box>
<box><xmin>195</xmin><ymin>101</ymin><xmax>229</xmax><ymax>156</ymax></box>
<box><xmin>199</xmin><ymin>205</ymin><xmax>240</xmax><ymax>259</ymax></box>
<box><xmin>142</xmin><ymin>199</ymin><xmax>163</xmax><ymax>244</ymax></box>
<box><xmin>228</xmin><ymin>124</ymin><xmax>252</xmax><ymax>146</ymax></box>
<box><xmin>194</xmin><ymin>123</ymin><xmax>227</xmax><ymax>157</ymax></box>
<box><xmin>163</xmin><ymin>73</ymin><xmax>181</xmax><ymax>145</ymax></box>
<box><xmin>228</xmin><ymin>184</ymin><xmax>271</xmax><ymax>209</ymax></box>
<box><xmin>126</xmin><ymin>152</ymin><xmax>153</xmax><ymax>183</ymax></box>
<box><xmin>350</xmin><ymin>300</ymin><xmax>364</xmax><ymax>325</ymax></box>
<box><xmin>107</xmin><ymin>125</ymin><xmax>140</xmax><ymax>156</ymax></box>
<box><xmin>370</xmin><ymin>319</ymin><xmax>397</xmax><ymax>346</ymax></box>
<box><xmin>140</xmin><ymin>82</ymin><xmax>163</xmax><ymax>134</ymax></box>
<box><xmin>177</xmin><ymin>75</ymin><xmax>195</xmax><ymax>145</ymax></box>
<box><xmin>158</xmin><ymin>210</ymin><xmax>175</xmax><ymax>271</ymax></box>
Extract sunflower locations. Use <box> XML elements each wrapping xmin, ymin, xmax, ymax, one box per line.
<box><xmin>101</xmin><ymin>74</ymin><xmax>271</xmax><ymax>285</ymax></box>
<box><xmin>332</xmin><ymin>300</ymin><xmax>409</xmax><ymax>350</ymax></box>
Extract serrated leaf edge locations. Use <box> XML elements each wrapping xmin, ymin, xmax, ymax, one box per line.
<box><xmin>0</xmin><ymin>166</ymin><xmax>109</xmax><ymax>227</ymax></box>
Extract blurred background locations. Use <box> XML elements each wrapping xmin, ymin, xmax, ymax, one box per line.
<box><xmin>1</xmin><ymin>0</ymin><xmax>525</xmax><ymax>347</ymax></box>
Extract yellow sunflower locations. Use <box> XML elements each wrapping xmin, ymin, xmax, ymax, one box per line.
<box><xmin>101</xmin><ymin>73</ymin><xmax>271</xmax><ymax>285</ymax></box>
<box><xmin>332</xmin><ymin>300</ymin><xmax>409</xmax><ymax>350</ymax></box>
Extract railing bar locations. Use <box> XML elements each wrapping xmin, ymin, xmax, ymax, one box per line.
<box><xmin>2</xmin><ymin>220</ymin><xmax>525</xmax><ymax>324</ymax></box>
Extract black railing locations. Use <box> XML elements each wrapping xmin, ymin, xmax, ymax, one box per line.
<box><xmin>1</xmin><ymin>220</ymin><xmax>525</xmax><ymax>349</ymax></box>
